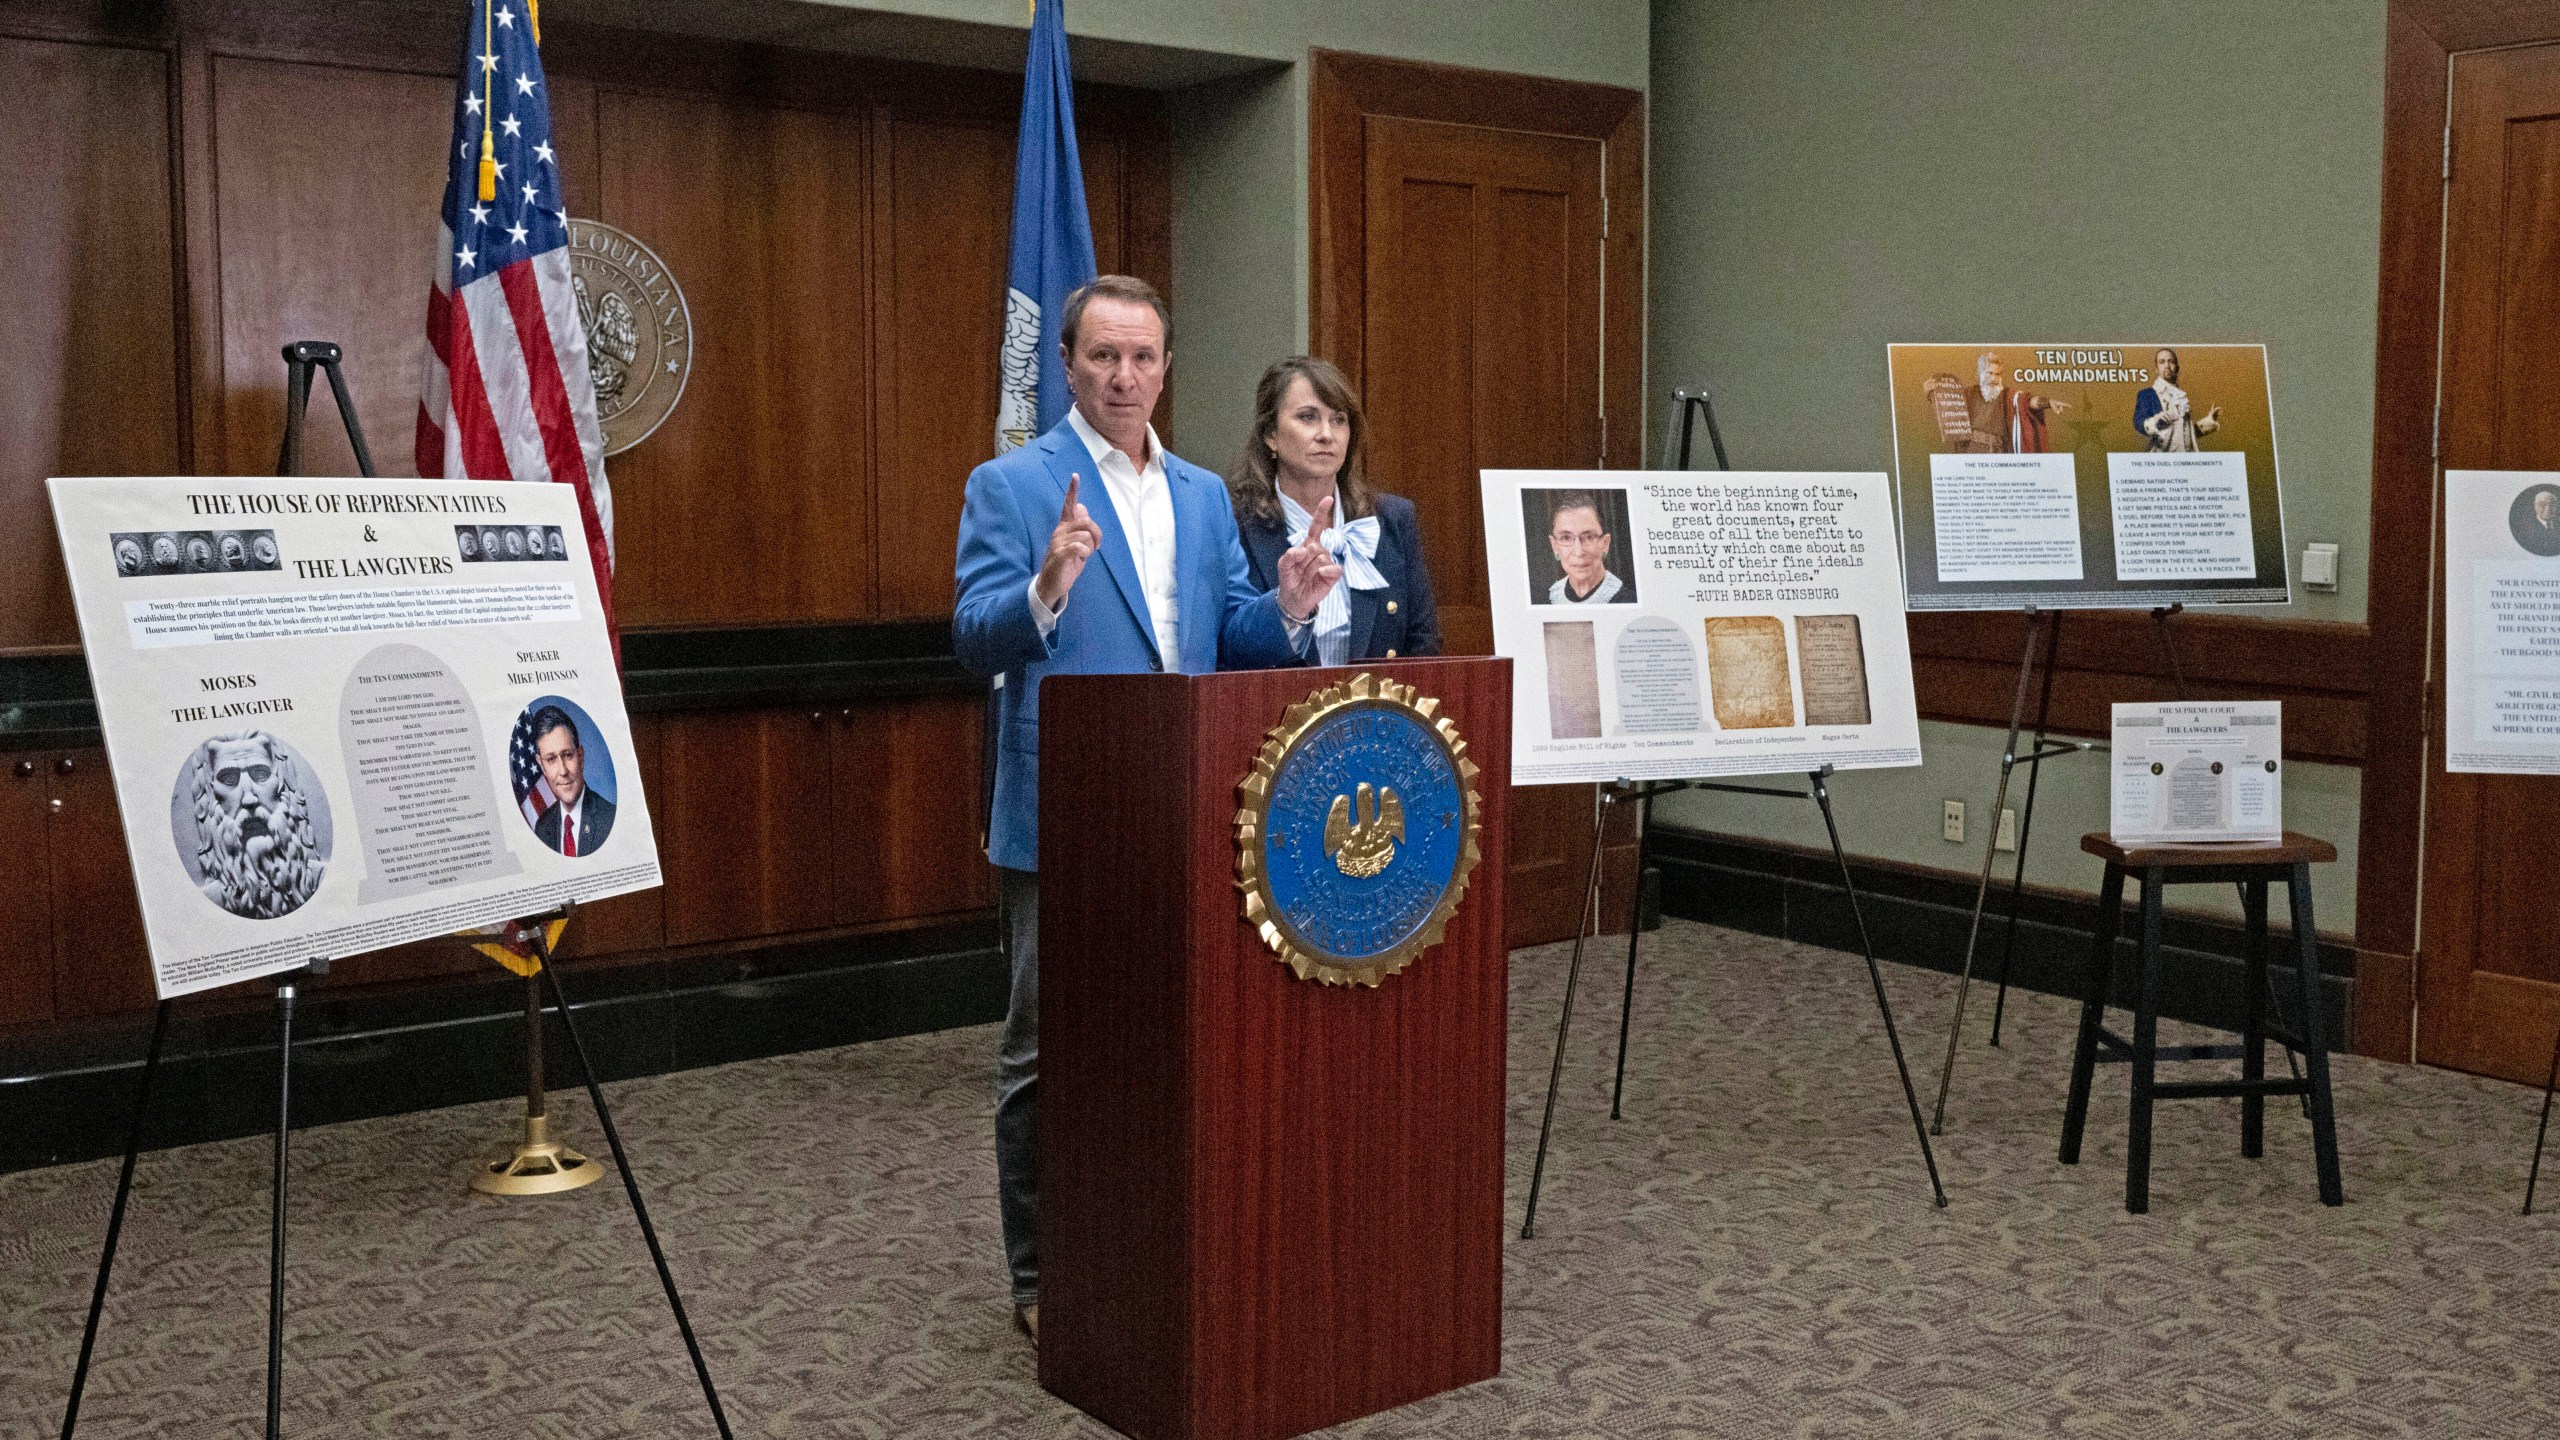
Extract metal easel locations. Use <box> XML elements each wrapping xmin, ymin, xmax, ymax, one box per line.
<box><xmin>60</xmin><ymin>344</ymin><xmax>735</xmax><ymax>1438</ymax></box>
<box><xmin>1926</xmin><ymin>602</ymin><xmax>2310</xmax><ymax>1134</ymax></box>
<box><xmin>1520</xmin><ymin>384</ymin><xmax>1947</xmax><ymax>1239</ymax></box>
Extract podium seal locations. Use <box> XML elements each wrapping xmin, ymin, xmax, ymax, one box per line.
<box><xmin>1236</xmin><ymin>672</ymin><xmax>1483</xmax><ymax>986</ymax></box>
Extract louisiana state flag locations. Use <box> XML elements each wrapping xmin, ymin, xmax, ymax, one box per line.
<box><xmin>994</xmin><ymin>0</ymin><xmax>1098</xmax><ymax>453</ymax></box>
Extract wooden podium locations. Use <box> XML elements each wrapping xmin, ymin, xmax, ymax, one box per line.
<box><xmin>1038</xmin><ymin>657</ymin><xmax>1512</xmax><ymax>1440</ymax></box>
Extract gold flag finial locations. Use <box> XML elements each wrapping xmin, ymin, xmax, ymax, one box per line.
<box><xmin>528</xmin><ymin>0</ymin><xmax>540</xmax><ymax>43</ymax></box>
<box><xmin>476</xmin><ymin>0</ymin><xmax>497</xmax><ymax>200</ymax></box>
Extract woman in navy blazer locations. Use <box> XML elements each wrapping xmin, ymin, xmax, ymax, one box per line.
<box><xmin>1227</xmin><ymin>356</ymin><xmax>1441</xmax><ymax>664</ymax></box>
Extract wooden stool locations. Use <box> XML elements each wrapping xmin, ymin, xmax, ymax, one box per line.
<box><xmin>2060</xmin><ymin>831</ymin><xmax>2345</xmax><ymax>1213</ymax></box>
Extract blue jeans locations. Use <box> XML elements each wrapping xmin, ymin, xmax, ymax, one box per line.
<box><xmin>996</xmin><ymin>866</ymin><xmax>1039</xmax><ymax>1307</ymax></box>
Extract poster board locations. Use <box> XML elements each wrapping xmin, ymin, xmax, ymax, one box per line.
<box><xmin>1481</xmin><ymin>470</ymin><xmax>1923</xmax><ymax>786</ymax></box>
<box><xmin>2108</xmin><ymin>701</ymin><xmax>2283</xmax><ymax>844</ymax></box>
<box><xmin>1886</xmin><ymin>343</ymin><xmax>2289</xmax><ymax>611</ymax></box>
<box><xmin>50</xmin><ymin>476</ymin><xmax>660</xmax><ymax>1000</ymax></box>
<box><xmin>2444</xmin><ymin>469</ymin><xmax>2560</xmax><ymax>774</ymax></box>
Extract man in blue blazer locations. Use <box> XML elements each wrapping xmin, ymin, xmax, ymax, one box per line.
<box><xmin>953</xmin><ymin>276</ymin><xmax>1339</xmax><ymax>1342</ymax></box>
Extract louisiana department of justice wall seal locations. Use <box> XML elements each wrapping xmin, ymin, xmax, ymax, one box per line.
<box><xmin>565</xmin><ymin>219</ymin><xmax>691</xmax><ymax>456</ymax></box>
<box><xmin>1236</xmin><ymin>672</ymin><xmax>1483</xmax><ymax>987</ymax></box>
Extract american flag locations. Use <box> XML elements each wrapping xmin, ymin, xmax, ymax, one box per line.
<box><xmin>417</xmin><ymin>0</ymin><xmax>616</xmax><ymax>632</ymax></box>
<box><xmin>508</xmin><ymin>706</ymin><xmax>560</xmax><ymax>830</ymax></box>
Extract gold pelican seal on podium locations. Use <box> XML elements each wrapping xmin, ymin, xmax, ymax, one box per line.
<box><xmin>1235</xmin><ymin>672</ymin><xmax>1482</xmax><ymax>987</ymax></box>
<box><xmin>1325</xmin><ymin>783</ymin><xmax>1405</xmax><ymax>879</ymax></box>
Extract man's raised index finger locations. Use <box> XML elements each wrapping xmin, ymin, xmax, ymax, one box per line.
<box><xmin>1062</xmin><ymin>473</ymin><xmax>1081</xmax><ymax>519</ymax></box>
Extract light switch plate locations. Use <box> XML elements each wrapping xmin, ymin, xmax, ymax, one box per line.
<box><xmin>2302</xmin><ymin>542</ymin><xmax>2340</xmax><ymax>590</ymax></box>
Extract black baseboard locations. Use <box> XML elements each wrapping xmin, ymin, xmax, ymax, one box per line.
<box><xmin>0</xmin><ymin>918</ymin><xmax>1003</xmax><ymax>1173</ymax></box>
<box><xmin>1647</xmin><ymin>826</ymin><xmax>2354</xmax><ymax>1044</ymax></box>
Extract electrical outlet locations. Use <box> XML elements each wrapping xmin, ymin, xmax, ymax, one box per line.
<box><xmin>1995</xmin><ymin>807</ymin><xmax>2017</xmax><ymax>853</ymax></box>
<box><xmin>1942</xmin><ymin>799</ymin><xmax>1965</xmax><ymax>843</ymax></box>
<box><xmin>2302</xmin><ymin>542</ymin><xmax>2340</xmax><ymax>591</ymax></box>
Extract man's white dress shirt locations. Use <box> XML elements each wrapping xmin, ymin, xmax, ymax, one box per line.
<box><xmin>1030</xmin><ymin>409</ymin><xmax>1179</xmax><ymax>666</ymax></box>
<box><xmin>554</xmin><ymin>791</ymin><xmax>590</xmax><ymax>856</ymax></box>
<box><xmin>1030</xmin><ymin>409</ymin><xmax>1310</xmax><ymax>664</ymax></box>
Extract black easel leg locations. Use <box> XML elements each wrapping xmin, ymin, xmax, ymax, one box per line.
<box><xmin>60</xmin><ymin>1001</ymin><xmax>172</xmax><ymax>1440</ymax></box>
<box><xmin>1810</xmin><ymin>770</ymin><xmax>1948</xmax><ymax>1207</ymax></box>
<box><xmin>316</xmin><ymin>357</ymin><xmax>378</xmax><ymax>478</ymax></box>
<box><xmin>1931</xmin><ymin>609</ymin><xmax>2047</xmax><ymax>1134</ymax></box>
<box><xmin>1523</xmin><ymin>790</ymin><xmax>1614</xmax><ymax>1240</ymax></box>
<box><xmin>535</xmin><ymin>947</ymin><xmax>736</xmax><ymax>1438</ymax></box>
<box><xmin>267</xmin><ymin>973</ymin><xmax>301</xmax><ymax>1440</ymax></box>
<box><xmin>274</xmin><ymin>360</ymin><xmax>313</xmax><ymax>476</ymax></box>
<box><xmin>1608</xmin><ymin>791</ymin><xmax>1655</xmax><ymax>1120</ymax></box>
<box><xmin>2524</xmin><ymin>1017</ymin><xmax>2560</xmax><ymax>1215</ymax></box>
<box><xmin>1989</xmin><ymin>612</ymin><xmax>2063</xmax><ymax>1047</ymax></box>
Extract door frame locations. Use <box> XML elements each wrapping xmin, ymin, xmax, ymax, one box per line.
<box><xmin>1309</xmin><ymin>49</ymin><xmax>1645</xmax><ymax>471</ymax></box>
<box><xmin>2359</xmin><ymin>0</ymin><xmax>2560</xmax><ymax>1063</ymax></box>
<box><xmin>1309</xmin><ymin>51</ymin><xmax>1646</xmax><ymax>945</ymax></box>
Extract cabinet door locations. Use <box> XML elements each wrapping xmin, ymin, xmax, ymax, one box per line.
<box><xmin>0</xmin><ymin>755</ymin><xmax>56</xmax><ymax>1025</ymax></box>
<box><xmin>47</xmin><ymin>750</ymin><xmax>157</xmax><ymax>1019</ymax></box>
<box><xmin>656</xmin><ymin>708</ymin><xmax>838</xmax><ymax>946</ymax></box>
<box><xmin>829</xmin><ymin>694</ymin><xmax>995</xmax><ymax>926</ymax></box>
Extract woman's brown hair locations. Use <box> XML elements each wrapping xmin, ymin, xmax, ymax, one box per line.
<box><xmin>1227</xmin><ymin>356</ymin><xmax>1373</xmax><ymax>530</ymax></box>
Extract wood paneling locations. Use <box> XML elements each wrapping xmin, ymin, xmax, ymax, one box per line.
<box><xmin>829</xmin><ymin>695</ymin><xmax>992</xmax><ymax>924</ymax></box>
<box><xmin>870</xmin><ymin>114</ymin><xmax>1009</xmax><ymax>619</ymax></box>
<box><xmin>3</xmin><ymin>6</ymin><xmax>1174</xmax><ymax>649</ymax></box>
<box><xmin>866</xmin><ymin>118</ymin><xmax>1171</xmax><ymax>619</ymax></box>
<box><xmin>0</xmin><ymin>759</ymin><xmax>57</xmax><ymax>1026</ymax></box>
<box><xmin>1</xmin><ymin>3</ymin><xmax>1165</xmax><ymax>1037</ymax></box>
<box><xmin>46</xmin><ymin>751</ymin><xmax>156</xmax><ymax>1020</ymax></box>
<box><xmin>600</xmin><ymin>91</ymin><xmax>875</xmax><ymax>628</ymax></box>
<box><xmin>657</xmin><ymin>707</ymin><xmax>838</xmax><ymax>946</ymax></box>
<box><xmin>0</xmin><ymin>35</ymin><xmax>182</xmax><ymax>652</ymax></box>
<box><xmin>1908</xmin><ymin>610</ymin><xmax>2372</xmax><ymax>764</ymax></box>
<box><xmin>210</xmin><ymin>57</ymin><xmax>450</xmax><ymax>478</ymax></box>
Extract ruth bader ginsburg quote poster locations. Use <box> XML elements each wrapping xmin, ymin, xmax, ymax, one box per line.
<box><xmin>1480</xmin><ymin>471</ymin><xmax>1922</xmax><ymax>786</ymax></box>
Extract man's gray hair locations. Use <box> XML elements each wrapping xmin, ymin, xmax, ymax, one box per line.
<box><xmin>1059</xmin><ymin>274</ymin><xmax>1172</xmax><ymax>354</ymax></box>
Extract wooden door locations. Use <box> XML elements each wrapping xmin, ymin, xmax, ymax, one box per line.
<box><xmin>1361</xmin><ymin>116</ymin><xmax>1601</xmax><ymax>657</ymax></box>
<box><xmin>2419</xmin><ymin>42</ymin><xmax>2560</xmax><ymax>1083</ymax></box>
<box><xmin>1319</xmin><ymin>54</ymin><xmax>1643</xmax><ymax>944</ymax></box>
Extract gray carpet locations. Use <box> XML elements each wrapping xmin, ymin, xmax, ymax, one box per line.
<box><xmin>3</xmin><ymin>919</ymin><xmax>2555</xmax><ymax>1438</ymax></box>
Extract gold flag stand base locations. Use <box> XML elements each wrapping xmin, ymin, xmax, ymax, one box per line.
<box><xmin>471</xmin><ymin>1112</ymin><xmax>603</xmax><ymax>1196</ymax></box>
<box><xmin>468</xmin><ymin>919</ymin><xmax>600</xmax><ymax>1197</ymax></box>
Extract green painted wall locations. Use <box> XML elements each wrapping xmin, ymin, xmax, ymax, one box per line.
<box><xmin>1646</xmin><ymin>0</ymin><xmax>2386</xmax><ymax>930</ymax></box>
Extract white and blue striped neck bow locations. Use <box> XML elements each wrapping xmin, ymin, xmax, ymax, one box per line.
<box><xmin>1278</xmin><ymin>486</ymin><xmax>1386</xmax><ymax>665</ymax></box>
